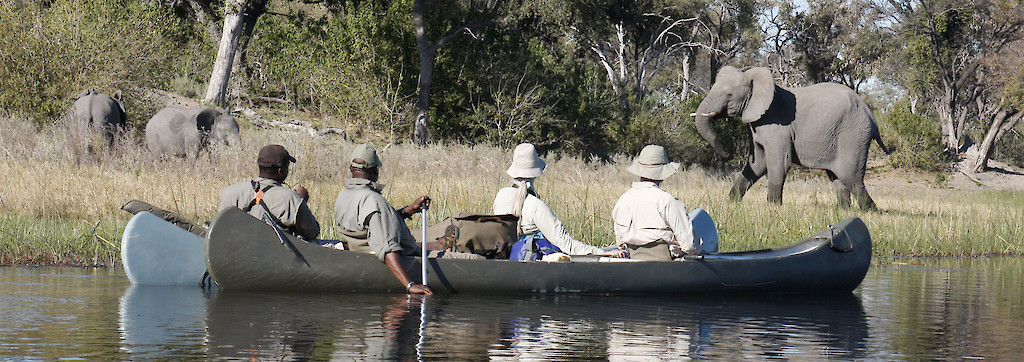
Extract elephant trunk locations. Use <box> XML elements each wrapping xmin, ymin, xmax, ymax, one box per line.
<box><xmin>693</xmin><ymin>95</ymin><xmax>729</xmax><ymax>158</ymax></box>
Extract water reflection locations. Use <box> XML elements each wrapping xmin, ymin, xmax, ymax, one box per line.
<box><xmin>117</xmin><ymin>285</ymin><xmax>210</xmax><ymax>358</ymax></box>
<box><xmin>8</xmin><ymin>260</ymin><xmax>1023</xmax><ymax>360</ymax></box>
<box><xmin>192</xmin><ymin>290</ymin><xmax>869</xmax><ymax>360</ymax></box>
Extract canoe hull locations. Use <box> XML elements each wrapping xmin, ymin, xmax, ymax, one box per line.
<box><xmin>122</xmin><ymin>211</ymin><xmax>207</xmax><ymax>285</ymax></box>
<box><xmin>206</xmin><ymin>208</ymin><xmax>871</xmax><ymax>294</ymax></box>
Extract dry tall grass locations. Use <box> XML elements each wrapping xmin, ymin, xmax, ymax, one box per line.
<box><xmin>1</xmin><ymin>115</ymin><xmax>1021</xmax><ymax>265</ymax></box>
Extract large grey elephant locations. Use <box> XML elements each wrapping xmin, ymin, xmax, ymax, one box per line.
<box><xmin>692</xmin><ymin>66</ymin><xmax>888</xmax><ymax>210</ymax></box>
<box><xmin>68</xmin><ymin>89</ymin><xmax>126</xmax><ymax>147</ymax></box>
<box><xmin>145</xmin><ymin>106</ymin><xmax>240</xmax><ymax>157</ymax></box>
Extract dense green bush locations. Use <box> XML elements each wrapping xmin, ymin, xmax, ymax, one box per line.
<box><xmin>995</xmin><ymin>129</ymin><xmax>1024</xmax><ymax>168</ymax></box>
<box><xmin>606</xmin><ymin>92</ymin><xmax>748</xmax><ymax>168</ymax></box>
<box><xmin>879</xmin><ymin>102</ymin><xmax>951</xmax><ymax>171</ymax></box>
<box><xmin>430</xmin><ymin>29</ymin><xmax>617</xmax><ymax>157</ymax></box>
<box><xmin>246</xmin><ymin>1</ymin><xmax>416</xmax><ymax>137</ymax></box>
<box><xmin>0</xmin><ymin>0</ymin><xmax>211</xmax><ymax>127</ymax></box>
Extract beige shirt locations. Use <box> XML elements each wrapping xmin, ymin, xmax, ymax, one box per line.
<box><xmin>333</xmin><ymin>178</ymin><xmax>420</xmax><ymax>261</ymax></box>
<box><xmin>611</xmin><ymin>182</ymin><xmax>697</xmax><ymax>254</ymax></box>
<box><xmin>219</xmin><ymin>177</ymin><xmax>321</xmax><ymax>240</ymax></box>
<box><xmin>492</xmin><ymin>186</ymin><xmax>602</xmax><ymax>255</ymax></box>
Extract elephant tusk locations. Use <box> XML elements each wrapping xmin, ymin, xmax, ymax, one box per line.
<box><xmin>689</xmin><ymin>112</ymin><xmax>697</xmax><ymax>117</ymax></box>
<box><xmin>701</xmin><ymin>112</ymin><xmax>718</xmax><ymax>117</ymax></box>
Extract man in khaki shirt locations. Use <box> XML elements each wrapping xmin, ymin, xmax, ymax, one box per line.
<box><xmin>220</xmin><ymin>144</ymin><xmax>320</xmax><ymax>241</ymax></box>
<box><xmin>612</xmin><ymin>145</ymin><xmax>699</xmax><ymax>261</ymax></box>
<box><xmin>333</xmin><ymin>144</ymin><xmax>438</xmax><ymax>295</ymax></box>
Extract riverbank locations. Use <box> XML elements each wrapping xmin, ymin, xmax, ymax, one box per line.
<box><xmin>1</xmin><ymin>117</ymin><xmax>1022</xmax><ymax>266</ymax></box>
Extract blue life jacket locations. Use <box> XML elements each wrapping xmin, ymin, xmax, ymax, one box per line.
<box><xmin>510</xmin><ymin>233</ymin><xmax>562</xmax><ymax>261</ymax></box>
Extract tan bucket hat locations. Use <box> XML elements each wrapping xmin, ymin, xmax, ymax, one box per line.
<box><xmin>506</xmin><ymin>143</ymin><xmax>546</xmax><ymax>178</ymax></box>
<box><xmin>627</xmin><ymin>145</ymin><xmax>680</xmax><ymax>180</ymax></box>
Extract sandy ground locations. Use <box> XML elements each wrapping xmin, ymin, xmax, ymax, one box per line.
<box><xmin>865</xmin><ymin>148</ymin><xmax>1024</xmax><ymax>192</ymax></box>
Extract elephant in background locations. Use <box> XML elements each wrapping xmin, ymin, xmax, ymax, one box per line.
<box><xmin>692</xmin><ymin>66</ymin><xmax>888</xmax><ymax>210</ymax></box>
<box><xmin>68</xmin><ymin>89</ymin><xmax>127</xmax><ymax>148</ymax></box>
<box><xmin>145</xmin><ymin>106</ymin><xmax>240</xmax><ymax>157</ymax></box>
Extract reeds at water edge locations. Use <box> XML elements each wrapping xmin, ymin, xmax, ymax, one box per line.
<box><xmin>1</xmin><ymin>116</ymin><xmax>1021</xmax><ymax>265</ymax></box>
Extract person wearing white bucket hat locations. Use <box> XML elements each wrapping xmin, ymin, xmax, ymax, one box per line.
<box><xmin>493</xmin><ymin>143</ymin><xmax>626</xmax><ymax>258</ymax></box>
<box><xmin>612</xmin><ymin>145</ymin><xmax>700</xmax><ymax>261</ymax></box>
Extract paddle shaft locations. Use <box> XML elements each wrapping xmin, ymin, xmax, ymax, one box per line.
<box><xmin>421</xmin><ymin>207</ymin><xmax>428</xmax><ymax>286</ymax></box>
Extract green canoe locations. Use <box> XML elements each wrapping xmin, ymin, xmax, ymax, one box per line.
<box><xmin>206</xmin><ymin>207</ymin><xmax>872</xmax><ymax>294</ymax></box>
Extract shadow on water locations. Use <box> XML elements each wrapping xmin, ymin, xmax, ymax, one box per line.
<box><xmin>118</xmin><ymin>285</ymin><xmax>869</xmax><ymax>360</ymax></box>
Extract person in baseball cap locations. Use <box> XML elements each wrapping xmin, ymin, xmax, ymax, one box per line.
<box><xmin>256</xmin><ymin>144</ymin><xmax>297</xmax><ymax>168</ymax></box>
<box><xmin>219</xmin><ymin>144</ymin><xmax>320</xmax><ymax>241</ymax></box>
<box><xmin>333</xmin><ymin>144</ymin><xmax>438</xmax><ymax>295</ymax></box>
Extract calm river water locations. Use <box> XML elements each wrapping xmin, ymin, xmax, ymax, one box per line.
<box><xmin>2</xmin><ymin>258</ymin><xmax>1023</xmax><ymax>360</ymax></box>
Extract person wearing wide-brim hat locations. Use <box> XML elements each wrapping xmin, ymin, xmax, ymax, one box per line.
<box><xmin>219</xmin><ymin>144</ymin><xmax>321</xmax><ymax>241</ymax></box>
<box><xmin>492</xmin><ymin>143</ymin><xmax>626</xmax><ymax>258</ymax></box>
<box><xmin>612</xmin><ymin>144</ymin><xmax>699</xmax><ymax>261</ymax></box>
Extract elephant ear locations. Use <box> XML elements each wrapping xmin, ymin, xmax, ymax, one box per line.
<box><xmin>195</xmin><ymin>108</ymin><xmax>219</xmax><ymax>134</ymax></box>
<box><xmin>741</xmin><ymin>67</ymin><xmax>775</xmax><ymax>123</ymax></box>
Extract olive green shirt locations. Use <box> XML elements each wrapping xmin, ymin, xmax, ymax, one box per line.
<box><xmin>219</xmin><ymin>177</ymin><xmax>321</xmax><ymax>241</ymax></box>
<box><xmin>333</xmin><ymin>178</ymin><xmax>421</xmax><ymax>261</ymax></box>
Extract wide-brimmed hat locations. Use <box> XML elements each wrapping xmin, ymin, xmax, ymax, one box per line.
<box><xmin>257</xmin><ymin>144</ymin><xmax>296</xmax><ymax>168</ymax></box>
<box><xmin>506</xmin><ymin>143</ymin><xmax>546</xmax><ymax>179</ymax></box>
<box><xmin>349</xmin><ymin>144</ymin><xmax>381</xmax><ymax>169</ymax></box>
<box><xmin>627</xmin><ymin>145</ymin><xmax>679</xmax><ymax>180</ymax></box>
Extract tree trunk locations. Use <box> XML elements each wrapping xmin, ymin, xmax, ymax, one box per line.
<box><xmin>204</xmin><ymin>0</ymin><xmax>248</xmax><ymax>106</ymax></box>
<box><xmin>183</xmin><ymin>0</ymin><xmax>220</xmax><ymax>43</ymax></box>
<box><xmin>229</xmin><ymin>0</ymin><xmax>268</xmax><ymax>102</ymax></box>
<box><xmin>412</xmin><ymin>0</ymin><xmax>433</xmax><ymax>146</ymax></box>
<box><xmin>935</xmin><ymin>85</ymin><xmax>959</xmax><ymax>151</ymax></box>
<box><xmin>974</xmin><ymin>110</ymin><xmax>1022</xmax><ymax>172</ymax></box>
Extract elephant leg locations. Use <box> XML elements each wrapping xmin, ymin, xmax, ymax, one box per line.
<box><xmin>826</xmin><ymin>170</ymin><xmax>852</xmax><ymax>208</ymax></box>
<box><xmin>851</xmin><ymin>180</ymin><xmax>877</xmax><ymax>210</ymax></box>
<box><xmin>763</xmin><ymin>144</ymin><xmax>792</xmax><ymax>204</ymax></box>
<box><xmin>731</xmin><ymin>144</ymin><xmax>767</xmax><ymax>201</ymax></box>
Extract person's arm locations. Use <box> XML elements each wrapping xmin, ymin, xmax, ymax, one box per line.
<box><xmin>218</xmin><ymin>183</ymin><xmax>239</xmax><ymax>211</ymax></box>
<box><xmin>665</xmin><ymin>198</ymin><xmax>698</xmax><ymax>255</ymax></box>
<box><xmin>398</xmin><ymin>195</ymin><xmax>430</xmax><ymax>218</ymax></box>
<box><xmin>529</xmin><ymin>198</ymin><xmax>604</xmax><ymax>255</ymax></box>
<box><xmin>366</xmin><ymin>202</ymin><xmax>431</xmax><ymax>294</ymax></box>
<box><xmin>384</xmin><ymin>252</ymin><xmax>433</xmax><ymax>295</ymax></box>
<box><xmin>294</xmin><ymin>199</ymin><xmax>321</xmax><ymax>240</ymax></box>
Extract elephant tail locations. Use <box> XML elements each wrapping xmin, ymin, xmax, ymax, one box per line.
<box><xmin>872</xmin><ymin>127</ymin><xmax>892</xmax><ymax>155</ymax></box>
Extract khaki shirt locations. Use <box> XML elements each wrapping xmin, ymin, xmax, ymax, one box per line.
<box><xmin>492</xmin><ymin>186</ymin><xmax>602</xmax><ymax>255</ymax></box>
<box><xmin>333</xmin><ymin>178</ymin><xmax>421</xmax><ymax>261</ymax></box>
<box><xmin>219</xmin><ymin>177</ymin><xmax>321</xmax><ymax>241</ymax></box>
<box><xmin>611</xmin><ymin>182</ymin><xmax>697</xmax><ymax>254</ymax></box>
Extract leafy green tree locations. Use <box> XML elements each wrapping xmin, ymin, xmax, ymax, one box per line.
<box><xmin>411</xmin><ymin>0</ymin><xmax>510</xmax><ymax>145</ymax></box>
<box><xmin>972</xmin><ymin>39</ymin><xmax>1024</xmax><ymax>171</ymax></box>
<box><xmin>245</xmin><ymin>1</ymin><xmax>418</xmax><ymax>139</ymax></box>
<box><xmin>775</xmin><ymin>0</ymin><xmax>888</xmax><ymax>89</ymax></box>
<box><xmin>884</xmin><ymin>0</ymin><xmax>1024</xmax><ymax>152</ymax></box>
<box><xmin>0</xmin><ymin>0</ymin><xmax>210</xmax><ymax>126</ymax></box>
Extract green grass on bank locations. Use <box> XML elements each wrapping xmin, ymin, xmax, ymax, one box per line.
<box><xmin>0</xmin><ymin>213</ymin><xmax>120</xmax><ymax>266</ymax></box>
<box><xmin>1</xmin><ymin>117</ymin><xmax>1022</xmax><ymax>266</ymax></box>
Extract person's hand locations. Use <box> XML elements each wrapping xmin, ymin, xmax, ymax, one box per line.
<box><xmin>294</xmin><ymin>186</ymin><xmax>309</xmax><ymax>200</ymax></box>
<box><xmin>601</xmin><ymin>249</ymin><xmax>627</xmax><ymax>258</ymax></box>
<box><xmin>405</xmin><ymin>195</ymin><xmax>431</xmax><ymax>214</ymax></box>
<box><xmin>408</xmin><ymin>283</ymin><xmax>434</xmax><ymax>295</ymax></box>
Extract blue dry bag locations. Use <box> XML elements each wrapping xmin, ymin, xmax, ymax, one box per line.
<box><xmin>510</xmin><ymin>233</ymin><xmax>562</xmax><ymax>261</ymax></box>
